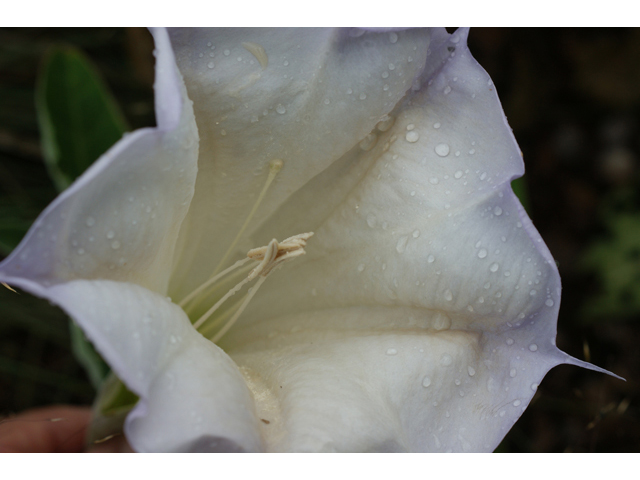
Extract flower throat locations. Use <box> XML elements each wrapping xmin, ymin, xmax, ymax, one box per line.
<box><xmin>176</xmin><ymin>159</ymin><xmax>312</xmax><ymax>343</ymax></box>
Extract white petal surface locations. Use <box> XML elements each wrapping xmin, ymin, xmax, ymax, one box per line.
<box><xmin>0</xmin><ymin>28</ymin><xmax>198</xmax><ymax>294</ymax></box>
<box><xmin>166</xmin><ymin>28</ymin><xmax>432</xmax><ymax>300</ymax></box>
<box><xmin>48</xmin><ymin>280</ymin><xmax>263</xmax><ymax>452</ymax></box>
<box><xmin>219</xmin><ymin>29</ymin><xmax>569</xmax><ymax>452</ymax></box>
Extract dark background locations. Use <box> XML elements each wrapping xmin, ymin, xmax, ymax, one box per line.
<box><xmin>0</xmin><ymin>28</ymin><xmax>638</xmax><ymax>452</ymax></box>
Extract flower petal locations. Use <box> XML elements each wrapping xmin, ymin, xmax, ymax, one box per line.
<box><xmin>165</xmin><ymin>28</ymin><xmax>432</xmax><ymax>300</ymax></box>
<box><xmin>220</xmin><ymin>28</ymin><xmax>575</xmax><ymax>451</ymax></box>
<box><xmin>49</xmin><ymin>280</ymin><xmax>263</xmax><ymax>452</ymax></box>
<box><xmin>227</xmin><ymin>308</ymin><xmax>562</xmax><ymax>452</ymax></box>
<box><xmin>0</xmin><ymin>28</ymin><xmax>198</xmax><ymax>294</ymax></box>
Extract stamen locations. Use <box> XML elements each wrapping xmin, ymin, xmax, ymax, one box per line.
<box><xmin>192</xmin><ymin>232</ymin><xmax>314</xmax><ymax>340</ymax></box>
<box><xmin>211</xmin><ymin>159</ymin><xmax>284</xmax><ymax>277</ymax></box>
<box><xmin>2</xmin><ymin>282</ymin><xmax>17</xmax><ymax>293</ymax></box>
<box><xmin>210</xmin><ymin>276</ymin><xmax>267</xmax><ymax>343</ymax></box>
<box><xmin>178</xmin><ymin>257</ymin><xmax>252</xmax><ymax>308</ymax></box>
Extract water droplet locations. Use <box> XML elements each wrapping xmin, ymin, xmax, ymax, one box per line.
<box><xmin>323</xmin><ymin>98</ymin><xmax>330</xmax><ymax>105</ymax></box>
<box><xmin>499</xmin><ymin>410</ymin><xmax>506</xmax><ymax>417</ymax></box>
<box><xmin>359</xmin><ymin>92</ymin><xmax>367</xmax><ymax>100</ymax></box>
<box><xmin>440</xmin><ymin>353</ymin><xmax>453</xmax><ymax>366</ymax></box>
<box><xmin>106</xmin><ymin>230</ymin><xmax>115</xmax><ymax>239</ymax></box>
<box><xmin>366</xmin><ymin>213</ymin><xmax>377</xmax><ymax>228</ymax></box>
<box><xmin>207</xmin><ymin>61</ymin><xmax>214</xmax><ymax>69</ymax></box>
<box><xmin>283</xmin><ymin>60</ymin><xmax>289</xmax><ymax>66</ymax></box>
<box><xmin>405</xmin><ymin>131</ymin><xmax>420</xmax><ymax>143</ymax></box>
<box><xmin>412</xmin><ymin>229</ymin><xmax>420</xmax><ymax>238</ymax></box>
<box><xmin>376</xmin><ymin>115</ymin><xmax>394</xmax><ymax>132</ymax></box>
<box><xmin>77</xmin><ymin>248</ymin><xmax>85</xmax><ymax>255</ymax></box>
<box><xmin>111</xmin><ymin>240</ymin><xmax>121</xmax><ymax>250</ymax></box>
<box><xmin>422</xmin><ymin>376</ymin><xmax>432</xmax><ymax>387</ymax></box>
<box><xmin>433</xmin><ymin>311</ymin><xmax>451</xmax><ymax>330</ymax></box>
<box><xmin>454</xmin><ymin>170</ymin><xmax>463</xmax><ymax>179</ymax></box>
<box><xmin>468</xmin><ymin>366</ymin><xmax>476</xmax><ymax>376</ymax></box>
<box><xmin>510</xmin><ymin>368</ymin><xmax>517</xmax><ymax>378</ymax></box>
<box><xmin>388</xmin><ymin>63</ymin><xmax>395</xmax><ymax>71</ymax></box>
<box><xmin>429</xmin><ymin>177</ymin><xmax>439</xmax><ymax>185</ymax></box>
<box><xmin>396</xmin><ymin>235</ymin><xmax>409</xmax><ymax>253</ymax></box>
<box><xmin>444</xmin><ymin>85</ymin><xmax>452</xmax><ymax>94</ymax></box>
<box><xmin>433</xmin><ymin>122</ymin><xmax>441</xmax><ymax>129</ymax></box>
<box><xmin>427</xmin><ymin>254</ymin><xmax>435</xmax><ymax>263</ymax></box>
<box><xmin>386</xmin><ymin>348</ymin><xmax>398</xmax><ymax>356</ymax></box>
<box><xmin>170</xmin><ymin>335</ymin><xmax>177</xmax><ymax>343</ymax></box>
<box><xmin>506</xmin><ymin>338</ymin><xmax>514</xmax><ymax>345</ymax></box>
<box><xmin>444</xmin><ymin>289</ymin><xmax>453</xmax><ymax>301</ymax></box>
<box><xmin>388</xmin><ymin>32</ymin><xmax>398</xmax><ymax>43</ymax></box>
<box><xmin>382</xmin><ymin>71</ymin><xmax>389</xmax><ymax>79</ymax></box>
<box><xmin>513</xmin><ymin>400</ymin><xmax>521</xmax><ymax>407</ymax></box>
<box><xmin>85</xmin><ymin>217</ymin><xmax>95</xmax><ymax>227</ymax></box>
<box><xmin>478</xmin><ymin>249</ymin><xmax>488</xmax><ymax>259</ymax></box>
<box><xmin>223</xmin><ymin>49</ymin><xmax>230</xmax><ymax>56</ymax></box>
<box><xmin>493</xmin><ymin>206</ymin><xmax>503</xmax><ymax>216</ymax></box>
<box><xmin>359</xmin><ymin>133</ymin><xmax>378</xmax><ymax>151</ymax></box>
<box><xmin>490</xmin><ymin>262</ymin><xmax>499</xmax><ymax>273</ymax></box>
<box><xmin>529</xmin><ymin>344</ymin><xmax>538</xmax><ymax>352</ymax></box>
<box><xmin>531</xmin><ymin>383</ymin><xmax>539</xmax><ymax>391</ymax></box>
<box><xmin>357</xmin><ymin>263</ymin><xmax>365</xmax><ymax>272</ymax></box>
<box><xmin>275</xmin><ymin>104</ymin><xmax>286</xmax><ymax>114</ymax></box>
<box><xmin>545</xmin><ymin>299</ymin><xmax>555</xmax><ymax>307</ymax></box>
<box><xmin>435</xmin><ymin>143</ymin><xmax>450</xmax><ymax>157</ymax></box>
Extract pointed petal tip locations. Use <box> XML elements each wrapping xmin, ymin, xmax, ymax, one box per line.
<box><xmin>564</xmin><ymin>355</ymin><xmax>625</xmax><ymax>382</ymax></box>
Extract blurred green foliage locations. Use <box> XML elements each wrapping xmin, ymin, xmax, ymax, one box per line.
<box><xmin>36</xmin><ymin>46</ymin><xmax>129</xmax><ymax>191</ymax></box>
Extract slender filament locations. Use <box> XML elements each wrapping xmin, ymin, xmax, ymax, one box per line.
<box><xmin>210</xmin><ymin>276</ymin><xmax>267</xmax><ymax>343</ymax></box>
<box><xmin>210</xmin><ymin>159</ymin><xmax>283</xmax><ymax>278</ymax></box>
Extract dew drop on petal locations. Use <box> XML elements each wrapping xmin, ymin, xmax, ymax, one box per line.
<box><xmin>529</xmin><ymin>344</ymin><xmax>538</xmax><ymax>352</ymax></box>
<box><xmin>422</xmin><ymin>376</ymin><xmax>432</xmax><ymax>388</ymax></box>
<box><xmin>412</xmin><ymin>229</ymin><xmax>420</xmax><ymax>238</ymax></box>
<box><xmin>396</xmin><ymin>235</ymin><xmax>409</xmax><ymax>253</ymax></box>
<box><xmin>106</xmin><ymin>230</ymin><xmax>115</xmax><ymax>239</ymax></box>
<box><xmin>494</xmin><ymin>206</ymin><xmax>503</xmax><ymax>216</ymax></box>
<box><xmin>468</xmin><ymin>366</ymin><xmax>476</xmax><ymax>377</ymax></box>
<box><xmin>427</xmin><ymin>254</ymin><xmax>435</xmax><ymax>263</ymax></box>
<box><xmin>359</xmin><ymin>133</ymin><xmax>378</xmax><ymax>151</ymax></box>
<box><xmin>405</xmin><ymin>131</ymin><xmax>420</xmax><ymax>143</ymax></box>
<box><xmin>478</xmin><ymin>249</ymin><xmax>488</xmax><ymax>259</ymax></box>
<box><xmin>490</xmin><ymin>262</ymin><xmax>499</xmax><ymax>273</ymax></box>
<box><xmin>440</xmin><ymin>354</ymin><xmax>453</xmax><ymax>366</ymax></box>
<box><xmin>85</xmin><ymin>217</ymin><xmax>95</xmax><ymax>227</ymax></box>
<box><xmin>386</xmin><ymin>348</ymin><xmax>398</xmax><ymax>356</ymax></box>
<box><xmin>275</xmin><ymin>104</ymin><xmax>286</xmax><ymax>114</ymax></box>
<box><xmin>444</xmin><ymin>289</ymin><xmax>453</xmax><ymax>301</ymax></box>
<box><xmin>510</xmin><ymin>368</ymin><xmax>517</xmax><ymax>378</ymax></box>
<box><xmin>545</xmin><ymin>299</ymin><xmax>555</xmax><ymax>307</ymax></box>
<box><xmin>435</xmin><ymin>143</ymin><xmax>450</xmax><ymax>157</ymax></box>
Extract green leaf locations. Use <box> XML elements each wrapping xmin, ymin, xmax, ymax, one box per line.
<box><xmin>35</xmin><ymin>46</ymin><xmax>128</xmax><ymax>192</ymax></box>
